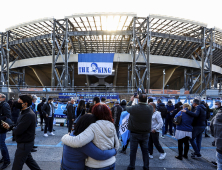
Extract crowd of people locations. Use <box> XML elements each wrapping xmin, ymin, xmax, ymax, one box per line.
<box><xmin>0</xmin><ymin>92</ymin><xmax>221</xmax><ymax>170</ymax></box>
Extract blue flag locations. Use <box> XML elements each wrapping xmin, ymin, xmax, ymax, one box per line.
<box><xmin>119</xmin><ymin>111</ymin><xmax>130</xmax><ymax>146</ymax></box>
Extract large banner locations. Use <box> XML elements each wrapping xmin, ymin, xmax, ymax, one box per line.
<box><xmin>78</xmin><ymin>53</ymin><xmax>114</xmax><ymax>75</ymax></box>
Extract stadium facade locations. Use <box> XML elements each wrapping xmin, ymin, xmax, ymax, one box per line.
<box><xmin>0</xmin><ymin>13</ymin><xmax>222</xmax><ymax>96</ymax></box>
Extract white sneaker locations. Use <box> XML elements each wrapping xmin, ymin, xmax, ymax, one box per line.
<box><xmin>161</xmin><ymin>135</ymin><xmax>165</xmax><ymax>139</ymax></box>
<box><xmin>49</xmin><ymin>132</ymin><xmax>55</xmax><ymax>136</ymax></box>
<box><xmin>149</xmin><ymin>154</ymin><xmax>153</xmax><ymax>159</ymax></box>
<box><xmin>159</xmin><ymin>153</ymin><xmax>166</xmax><ymax>160</ymax></box>
<box><xmin>43</xmin><ymin>133</ymin><xmax>48</xmax><ymax>137</ymax></box>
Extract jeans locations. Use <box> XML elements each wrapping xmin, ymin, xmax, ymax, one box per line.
<box><xmin>165</xmin><ymin>114</ymin><xmax>173</xmax><ymax>135</ymax></box>
<box><xmin>162</xmin><ymin>118</ymin><xmax>165</xmax><ymax>135</ymax></box>
<box><xmin>127</xmin><ymin>133</ymin><xmax>149</xmax><ymax>170</ymax></box>
<box><xmin>148</xmin><ymin>132</ymin><xmax>164</xmax><ymax>155</ymax></box>
<box><xmin>216</xmin><ymin>151</ymin><xmax>222</xmax><ymax>170</ymax></box>
<box><xmin>190</xmin><ymin>126</ymin><xmax>206</xmax><ymax>156</ymax></box>
<box><xmin>68</xmin><ymin>119</ymin><xmax>73</xmax><ymax>133</ymax></box>
<box><xmin>85</xmin><ymin>163</ymin><xmax>115</xmax><ymax>170</ymax></box>
<box><xmin>0</xmin><ymin>133</ymin><xmax>10</xmax><ymax>163</ymax></box>
<box><xmin>44</xmin><ymin>117</ymin><xmax>53</xmax><ymax>133</ymax></box>
<box><xmin>115</xmin><ymin>126</ymin><xmax>119</xmax><ymax>139</ymax></box>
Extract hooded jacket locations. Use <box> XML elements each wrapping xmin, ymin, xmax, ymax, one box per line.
<box><xmin>186</xmin><ymin>104</ymin><xmax>207</xmax><ymax>127</ymax></box>
<box><xmin>210</xmin><ymin>109</ymin><xmax>222</xmax><ymax>154</ymax></box>
<box><xmin>61</xmin><ymin>120</ymin><xmax>119</xmax><ymax>168</ymax></box>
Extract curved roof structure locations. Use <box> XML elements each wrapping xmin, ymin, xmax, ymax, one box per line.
<box><xmin>1</xmin><ymin>13</ymin><xmax>222</xmax><ymax>68</ymax></box>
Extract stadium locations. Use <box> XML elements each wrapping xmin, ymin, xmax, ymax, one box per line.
<box><xmin>1</xmin><ymin>13</ymin><xmax>222</xmax><ymax>98</ymax></box>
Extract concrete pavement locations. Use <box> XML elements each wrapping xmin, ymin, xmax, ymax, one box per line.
<box><xmin>3</xmin><ymin>125</ymin><xmax>217</xmax><ymax>170</ymax></box>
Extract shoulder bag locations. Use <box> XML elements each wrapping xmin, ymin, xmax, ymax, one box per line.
<box><xmin>74</xmin><ymin>109</ymin><xmax>83</xmax><ymax>125</ymax></box>
<box><xmin>173</xmin><ymin>112</ymin><xmax>182</xmax><ymax>125</ymax></box>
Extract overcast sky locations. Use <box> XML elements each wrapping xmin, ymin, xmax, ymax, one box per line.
<box><xmin>0</xmin><ymin>0</ymin><xmax>221</xmax><ymax>32</ymax></box>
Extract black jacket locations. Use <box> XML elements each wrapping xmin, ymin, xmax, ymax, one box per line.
<box><xmin>10</xmin><ymin>108</ymin><xmax>36</xmax><ymax>143</ymax></box>
<box><xmin>42</xmin><ymin>102</ymin><xmax>56</xmax><ymax>117</ymax></box>
<box><xmin>37</xmin><ymin>102</ymin><xmax>45</xmax><ymax>115</ymax></box>
<box><xmin>157</xmin><ymin>103</ymin><xmax>167</xmax><ymax>118</ymax></box>
<box><xmin>111</xmin><ymin>105</ymin><xmax>123</xmax><ymax>127</ymax></box>
<box><xmin>126</xmin><ymin>101</ymin><xmax>153</xmax><ymax>134</ymax></box>
<box><xmin>76</xmin><ymin>108</ymin><xmax>85</xmax><ymax>118</ymax></box>
<box><xmin>11</xmin><ymin>107</ymin><xmax>20</xmax><ymax>118</ymax></box>
<box><xmin>0</xmin><ymin>101</ymin><xmax>11</xmax><ymax>134</ymax></box>
<box><xmin>186</xmin><ymin>104</ymin><xmax>207</xmax><ymax>127</ymax></box>
<box><xmin>67</xmin><ymin>104</ymin><xmax>76</xmax><ymax>120</ymax></box>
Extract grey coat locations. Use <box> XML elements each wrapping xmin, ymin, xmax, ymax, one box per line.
<box><xmin>210</xmin><ymin>109</ymin><xmax>222</xmax><ymax>154</ymax></box>
<box><xmin>126</xmin><ymin>101</ymin><xmax>153</xmax><ymax>134</ymax></box>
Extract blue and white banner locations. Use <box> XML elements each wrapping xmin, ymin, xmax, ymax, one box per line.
<box><xmin>119</xmin><ymin>111</ymin><xmax>130</xmax><ymax>146</ymax></box>
<box><xmin>78</xmin><ymin>53</ymin><xmax>114</xmax><ymax>75</ymax></box>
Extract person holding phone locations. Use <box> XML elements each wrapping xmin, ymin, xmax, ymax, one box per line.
<box><xmin>2</xmin><ymin>95</ymin><xmax>41</xmax><ymax>170</ymax></box>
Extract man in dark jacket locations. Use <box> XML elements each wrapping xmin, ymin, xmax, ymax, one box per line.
<box><xmin>3</xmin><ymin>95</ymin><xmax>41</xmax><ymax>170</ymax></box>
<box><xmin>67</xmin><ymin>99</ymin><xmax>76</xmax><ymax>133</ymax></box>
<box><xmin>120</xmin><ymin>99</ymin><xmax>127</xmax><ymax>111</ymax></box>
<box><xmin>37</xmin><ymin>97</ymin><xmax>46</xmax><ymax>131</ymax></box>
<box><xmin>210</xmin><ymin>108</ymin><xmax>222</xmax><ymax>169</ymax></box>
<box><xmin>111</xmin><ymin>101</ymin><xmax>123</xmax><ymax>138</ymax></box>
<box><xmin>182</xmin><ymin>99</ymin><xmax>206</xmax><ymax>158</ymax></box>
<box><xmin>157</xmin><ymin>101</ymin><xmax>167</xmax><ymax>138</ymax></box>
<box><xmin>42</xmin><ymin>98</ymin><xmax>56</xmax><ymax>137</ymax></box>
<box><xmin>126</xmin><ymin>94</ymin><xmax>153</xmax><ymax>170</ymax></box>
<box><xmin>165</xmin><ymin>100</ymin><xmax>174</xmax><ymax>136</ymax></box>
<box><xmin>0</xmin><ymin>93</ymin><xmax>11</xmax><ymax>169</ymax></box>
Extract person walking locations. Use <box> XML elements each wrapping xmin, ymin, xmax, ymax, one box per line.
<box><xmin>0</xmin><ymin>93</ymin><xmax>11</xmax><ymax>169</ymax></box>
<box><xmin>67</xmin><ymin>99</ymin><xmax>76</xmax><ymax>133</ymax></box>
<box><xmin>181</xmin><ymin>99</ymin><xmax>206</xmax><ymax>159</ymax></box>
<box><xmin>37</xmin><ymin>97</ymin><xmax>46</xmax><ymax>131</ymax></box>
<box><xmin>120</xmin><ymin>99</ymin><xmax>127</xmax><ymax>111</ymax></box>
<box><xmin>174</xmin><ymin>103</ymin><xmax>193</xmax><ymax>160</ymax></box>
<box><xmin>171</xmin><ymin>103</ymin><xmax>181</xmax><ymax>136</ymax></box>
<box><xmin>210</xmin><ymin>108</ymin><xmax>222</xmax><ymax>170</ymax></box>
<box><xmin>111</xmin><ymin>101</ymin><xmax>123</xmax><ymax>138</ymax></box>
<box><xmin>165</xmin><ymin>100</ymin><xmax>174</xmax><ymax>136</ymax></box>
<box><xmin>148</xmin><ymin>102</ymin><xmax>166</xmax><ymax>160</ymax></box>
<box><xmin>42</xmin><ymin>98</ymin><xmax>56</xmax><ymax>137</ymax></box>
<box><xmin>126</xmin><ymin>94</ymin><xmax>153</xmax><ymax>170</ymax></box>
<box><xmin>2</xmin><ymin>95</ymin><xmax>41</xmax><ymax>170</ymax></box>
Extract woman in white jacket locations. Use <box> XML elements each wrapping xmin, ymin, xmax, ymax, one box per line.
<box><xmin>148</xmin><ymin>102</ymin><xmax>166</xmax><ymax>160</ymax></box>
<box><xmin>62</xmin><ymin>103</ymin><xmax>119</xmax><ymax>170</ymax></box>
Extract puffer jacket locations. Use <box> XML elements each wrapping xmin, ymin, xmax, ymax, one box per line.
<box><xmin>210</xmin><ymin>109</ymin><xmax>222</xmax><ymax>154</ymax></box>
<box><xmin>61</xmin><ymin>120</ymin><xmax>119</xmax><ymax>168</ymax></box>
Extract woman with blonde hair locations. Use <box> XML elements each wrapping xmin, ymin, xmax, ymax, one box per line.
<box><xmin>174</xmin><ymin>103</ymin><xmax>194</xmax><ymax>160</ymax></box>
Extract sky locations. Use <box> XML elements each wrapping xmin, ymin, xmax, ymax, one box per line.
<box><xmin>0</xmin><ymin>0</ymin><xmax>222</xmax><ymax>32</ymax></box>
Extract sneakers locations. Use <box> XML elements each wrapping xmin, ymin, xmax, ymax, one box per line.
<box><xmin>161</xmin><ymin>135</ymin><xmax>165</xmax><ymax>139</ymax></box>
<box><xmin>159</xmin><ymin>153</ymin><xmax>166</xmax><ymax>160</ymax></box>
<box><xmin>0</xmin><ymin>162</ymin><xmax>11</xmax><ymax>169</ymax></box>
<box><xmin>43</xmin><ymin>133</ymin><xmax>48</xmax><ymax>137</ymax></box>
<box><xmin>191</xmin><ymin>154</ymin><xmax>201</xmax><ymax>159</ymax></box>
<box><xmin>49</xmin><ymin>132</ymin><xmax>55</xmax><ymax>136</ymax></box>
<box><xmin>149</xmin><ymin>154</ymin><xmax>153</xmax><ymax>159</ymax></box>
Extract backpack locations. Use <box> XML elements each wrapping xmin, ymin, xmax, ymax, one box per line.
<box><xmin>158</xmin><ymin>105</ymin><xmax>167</xmax><ymax>118</ymax></box>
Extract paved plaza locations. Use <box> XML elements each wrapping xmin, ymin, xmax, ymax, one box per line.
<box><xmin>3</xmin><ymin>125</ymin><xmax>217</xmax><ymax>170</ymax></box>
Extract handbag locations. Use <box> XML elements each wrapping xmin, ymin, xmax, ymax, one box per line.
<box><xmin>173</xmin><ymin>112</ymin><xmax>182</xmax><ymax>125</ymax></box>
<box><xmin>74</xmin><ymin>109</ymin><xmax>83</xmax><ymax>125</ymax></box>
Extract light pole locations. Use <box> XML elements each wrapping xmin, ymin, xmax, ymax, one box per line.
<box><xmin>163</xmin><ymin>69</ymin><xmax>165</xmax><ymax>94</ymax></box>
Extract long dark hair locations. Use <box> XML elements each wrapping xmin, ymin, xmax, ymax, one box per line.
<box><xmin>74</xmin><ymin>114</ymin><xmax>97</xmax><ymax>136</ymax></box>
<box><xmin>77</xmin><ymin>100</ymin><xmax>85</xmax><ymax>112</ymax></box>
